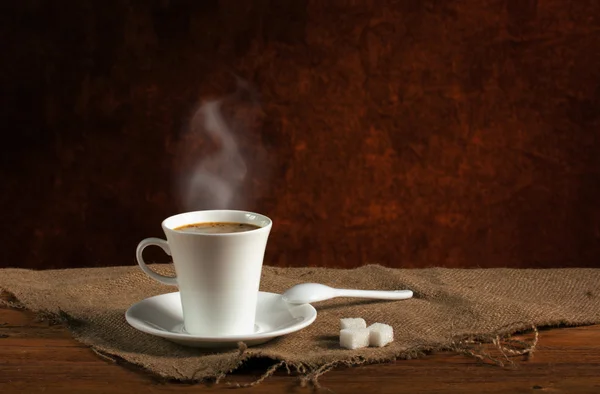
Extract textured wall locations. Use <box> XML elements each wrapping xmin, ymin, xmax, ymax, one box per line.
<box><xmin>2</xmin><ymin>0</ymin><xmax>600</xmax><ymax>269</ymax></box>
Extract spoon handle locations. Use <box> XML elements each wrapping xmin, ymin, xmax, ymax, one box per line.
<box><xmin>335</xmin><ymin>289</ymin><xmax>413</xmax><ymax>300</ymax></box>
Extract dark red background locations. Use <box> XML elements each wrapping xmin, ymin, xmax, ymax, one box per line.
<box><xmin>2</xmin><ymin>0</ymin><xmax>599</xmax><ymax>269</ymax></box>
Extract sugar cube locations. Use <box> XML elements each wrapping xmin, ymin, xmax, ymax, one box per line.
<box><xmin>368</xmin><ymin>323</ymin><xmax>394</xmax><ymax>347</ymax></box>
<box><xmin>340</xmin><ymin>328</ymin><xmax>370</xmax><ymax>349</ymax></box>
<box><xmin>340</xmin><ymin>318</ymin><xmax>367</xmax><ymax>330</ymax></box>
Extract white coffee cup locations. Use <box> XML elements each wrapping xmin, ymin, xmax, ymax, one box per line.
<box><xmin>135</xmin><ymin>210</ymin><xmax>272</xmax><ymax>336</ymax></box>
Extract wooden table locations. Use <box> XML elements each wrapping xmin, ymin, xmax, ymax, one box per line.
<box><xmin>1</xmin><ymin>304</ymin><xmax>599</xmax><ymax>393</ymax></box>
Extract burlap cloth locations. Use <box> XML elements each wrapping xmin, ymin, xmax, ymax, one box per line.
<box><xmin>1</xmin><ymin>264</ymin><xmax>599</xmax><ymax>385</ymax></box>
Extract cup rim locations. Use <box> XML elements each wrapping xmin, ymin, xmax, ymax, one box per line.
<box><xmin>161</xmin><ymin>210</ymin><xmax>272</xmax><ymax>236</ymax></box>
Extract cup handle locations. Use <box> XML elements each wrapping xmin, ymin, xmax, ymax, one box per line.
<box><xmin>136</xmin><ymin>238</ymin><xmax>178</xmax><ymax>286</ymax></box>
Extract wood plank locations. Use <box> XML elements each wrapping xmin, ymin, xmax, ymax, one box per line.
<box><xmin>1</xmin><ymin>306</ymin><xmax>599</xmax><ymax>393</ymax></box>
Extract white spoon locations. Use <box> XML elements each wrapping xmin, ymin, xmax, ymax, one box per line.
<box><xmin>281</xmin><ymin>283</ymin><xmax>413</xmax><ymax>304</ymax></box>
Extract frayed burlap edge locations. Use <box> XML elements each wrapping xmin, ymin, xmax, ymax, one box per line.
<box><xmin>1</xmin><ymin>292</ymin><xmax>542</xmax><ymax>388</ymax></box>
<box><xmin>219</xmin><ymin>321</ymin><xmax>541</xmax><ymax>389</ymax></box>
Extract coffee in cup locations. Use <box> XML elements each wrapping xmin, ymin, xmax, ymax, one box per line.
<box><xmin>174</xmin><ymin>222</ymin><xmax>260</xmax><ymax>234</ymax></box>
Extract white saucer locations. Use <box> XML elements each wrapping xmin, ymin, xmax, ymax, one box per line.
<box><xmin>125</xmin><ymin>291</ymin><xmax>317</xmax><ymax>348</ymax></box>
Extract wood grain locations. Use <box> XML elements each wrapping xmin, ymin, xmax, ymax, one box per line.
<box><xmin>1</xmin><ymin>305</ymin><xmax>599</xmax><ymax>393</ymax></box>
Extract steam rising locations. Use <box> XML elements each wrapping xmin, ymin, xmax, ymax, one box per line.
<box><xmin>177</xmin><ymin>79</ymin><xmax>259</xmax><ymax>211</ymax></box>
